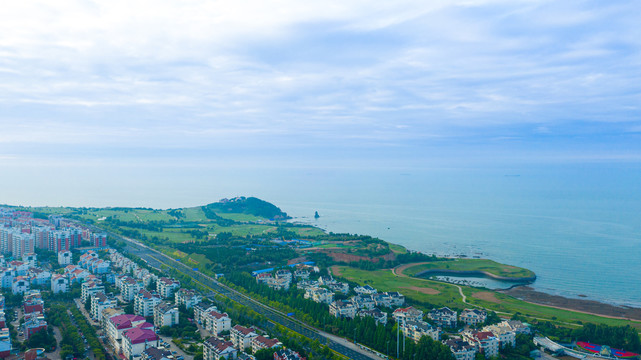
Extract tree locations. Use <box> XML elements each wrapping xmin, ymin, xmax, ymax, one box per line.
<box><xmin>254</xmin><ymin>348</ymin><xmax>275</xmax><ymax>360</ymax></box>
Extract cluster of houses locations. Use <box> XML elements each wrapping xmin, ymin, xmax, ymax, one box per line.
<box><xmin>252</xmin><ymin>264</ymin><xmax>531</xmax><ymax>360</ymax></box>
<box><xmin>0</xmin><ymin>290</ymin><xmax>50</xmax><ymax>358</ymax></box>
<box><xmin>426</xmin><ymin>307</ymin><xmax>531</xmax><ymax>359</ymax></box>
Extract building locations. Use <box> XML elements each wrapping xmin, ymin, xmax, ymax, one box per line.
<box><xmin>93</xmin><ymin>233</ymin><xmax>107</xmax><ymax>248</ymax></box>
<box><xmin>304</xmin><ymin>287</ymin><xmax>334</xmax><ymax>304</ymax></box>
<box><xmin>392</xmin><ymin>306</ymin><xmax>424</xmax><ymax>323</ymax></box>
<box><xmin>329</xmin><ymin>301</ymin><xmax>356</xmax><ymax>319</ymax></box>
<box><xmin>51</xmin><ymin>274</ymin><xmax>69</xmax><ymax>293</ymax></box>
<box><xmin>444</xmin><ymin>338</ymin><xmax>477</xmax><ymax>360</ymax></box>
<box><xmin>81</xmin><ymin>280</ymin><xmax>105</xmax><ymax>302</ymax></box>
<box><xmin>157</xmin><ymin>277</ymin><xmax>180</xmax><ymax>299</ymax></box>
<box><xmin>274</xmin><ymin>349</ymin><xmax>305</xmax><ymax>360</ymax></box>
<box><xmin>28</xmin><ymin>267</ymin><xmax>51</xmax><ymax>286</ymax></box>
<box><xmin>175</xmin><ymin>288</ymin><xmax>202</xmax><ymax>309</ymax></box>
<box><xmin>12</xmin><ymin>276</ymin><xmax>29</xmax><ymax>294</ymax></box>
<box><xmin>58</xmin><ymin>250</ymin><xmax>72</xmax><ymax>266</ymax></box>
<box><xmin>91</xmin><ymin>292</ymin><xmax>117</xmax><ymax>321</ymax></box>
<box><xmin>354</xmin><ymin>285</ymin><xmax>377</xmax><ymax>295</ymax></box>
<box><xmin>154</xmin><ymin>302</ymin><xmax>180</xmax><ymax>328</ymax></box>
<box><xmin>142</xmin><ymin>347</ymin><xmax>172</xmax><ymax>360</ymax></box>
<box><xmin>134</xmin><ymin>290</ymin><xmax>162</xmax><ymax>317</ymax></box>
<box><xmin>460</xmin><ymin>309</ymin><xmax>487</xmax><ymax>326</ymax></box>
<box><xmin>428</xmin><ymin>307</ymin><xmax>458</xmax><ymax>328</ymax></box>
<box><xmin>106</xmin><ymin>314</ymin><xmax>150</xmax><ymax>353</ymax></box>
<box><xmin>194</xmin><ymin>301</ymin><xmax>218</xmax><ymax>324</ymax></box>
<box><xmin>400</xmin><ymin>320</ymin><xmax>439</xmax><ymax>342</ymax></box>
<box><xmin>204</xmin><ymin>310</ymin><xmax>232</xmax><ymax>335</ymax></box>
<box><xmin>251</xmin><ymin>335</ymin><xmax>282</xmax><ymax>353</ymax></box>
<box><xmin>230</xmin><ymin>325</ymin><xmax>258</xmax><ymax>351</ymax></box>
<box><xmin>120</xmin><ymin>276</ymin><xmax>143</xmax><ymax>302</ymax></box>
<box><xmin>482</xmin><ymin>322</ymin><xmax>516</xmax><ymax>348</ymax></box>
<box><xmin>351</xmin><ymin>295</ymin><xmax>375</xmax><ymax>310</ymax></box>
<box><xmin>357</xmin><ymin>309</ymin><xmax>388</xmax><ymax>325</ymax></box>
<box><xmin>384</xmin><ymin>292</ymin><xmax>405</xmax><ymax>307</ymax></box>
<box><xmin>23</xmin><ymin>313</ymin><xmax>47</xmax><ymax>339</ymax></box>
<box><xmin>122</xmin><ymin>328</ymin><xmax>159</xmax><ymax>360</ymax></box>
<box><xmin>463</xmin><ymin>331</ymin><xmax>499</xmax><ymax>359</ymax></box>
<box><xmin>204</xmin><ymin>337</ymin><xmax>238</xmax><ymax>360</ymax></box>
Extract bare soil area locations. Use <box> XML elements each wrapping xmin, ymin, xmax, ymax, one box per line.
<box><xmin>501</xmin><ymin>286</ymin><xmax>641</xmax><ymax>321</ymax></box>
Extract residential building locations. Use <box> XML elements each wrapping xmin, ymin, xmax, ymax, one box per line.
<box><xmin>12</xmin><ymin>276</ymin><xmax>29</xmax><ymax>294</ymax></box>
<box><xmin>134</xmin><ymin>290</ymin><xmax>162</xmax><ymax>317</ymax></box>
<box><xmin>251</xmin><ymin>335</ymin><xmax>282</xmax><ymax>353</ymax></box>
<box><xmin>400</xmin><ymin>320</ymin><xmax>439</xmax><ymax>342</ymax></box>
<box><xmin>120</xmin><ymin>276</ymin><xmax>143</xmax><ymax>302</ymax></box>
<box><xmin>122</xmin><ymin>328</ymin><xmax>159</xmax><ymax>360</ymax></box>
<box><xmin>204</xmin><ymin>310</ymin><xmax>232</xmax><ymax>335</ymax></box>
<box><xmin>304</xmin><ymin>287</ymin><xmax>334</xmax><ymax>304</ymax></box>
<box><xmin>157</xmin><ymin>277</ymin><xmax>180</xmax><ymax>299</ymax></box>
<box><xmin>357</xmin><ymin>309</ymin><xmax>388</xmax><ymax>325</ymax></box>
<box><xmin>58</xmin><ymin>250</ymin><xmax>72</xmax><ymax>266</ymax></box>
<box><xmin>460</xmin><ymin>309</ymin><xmax>487</xmax><ymax>326</ymax></box>
<box><xmin>51</xmin><ymin>274</ymin><xmax>69</xmax><ymax>293</ymax></box>
<box><xmin>91</xmin><ymin>292</ymin><xmax>117</xmax><ymax>322</ymax></box>
<box><xmin>326</xmin><ymin>282</ymin><xmax>349</xmax><ymax>294</ymax></box>
<box><xmin>204</xmin><ymin>337</ymin><xmax>238</xmax><ymax>360</ymax></box>
<box><xmin>482</xmin><ymin>322</ymin><xmax>516</xmax><ymax>348</ymax></box>
<box><xmin>384</xmin><ymin>292</ymin><xmax>405</xmax><ymax>307</ymax></box>
<box><xmin>106</xmin><ymin>314</ymin><xmax>150</xmax><ymax>353</ymax></box>
<box><xmin>175</xmin><ymin>288</ymin><xmax>202</xmax><ymax>309</ymax></box>
<box><xmin>463</xmin><ymin>331</ymin><xmax>499</xmax><ymax>359</ymax></box>
<box><xmin>24</xmin><ymin>312</ymin><xmax>47</xmax><ymax>339</ymax></box>
<box><xmin>444</xmin><ymin>338</ymin><xmax>477</xmax><ymax>360</ymax></box>
<box><xmin>28</xmin><ymin>267</ymin><xmax>51</xmax><ymax>286</ymax></box>
<box><xmin>351</xmin><ymin>295</ymin><xmax>375</xmax><ymax>310</ymax></box>
<box><xmin>230</xmin><ymin>325</ymin><xmax>257</xmax><ymax>351</ymax></box>
<box><xmin>194</xmin><ymin>301</ymin><xmax>218</xmax><ymax>324</ymax></box>
<box><xmin>329</xmin><ymin>301</ymin><xmax>356</xmax><ymax>319</ymax></box>
<box><xmin>354</xmin><ymin>285</ymin><xmax>377</xmax><ymax>295</ymax></box>
<box><xmin>81</xmin><ymin>280</ymin><xmax>105</xmax><ymax>302</ymax></box>
<box><xmin>392</xmin><ymin>306</ymin><xmax>424</xmax><ymax>323</ymax></box>
<box><xmin>154</xmin><ymin>302</ymin><xmax>180</xmax><ymax>328</ymax></box>
<box><xmin>274</xmin><ymin>349</ymin><xmax>305</xmax><ymax>360</ymax></box>
<box><xmin>428</xmin><ymin>307</ymin><xmax>458</xmax><ymax>328</ymax></box>
<box><xmin>142</xmin><ymin>347</ymin><xmax>172</xmax><ymax>360</ymax></box>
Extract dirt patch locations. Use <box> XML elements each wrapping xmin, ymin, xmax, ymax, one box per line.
<box><xmin>287</xmin><ymin>256</ymin><xmax>308</xmax><ymax>265</ymax></box>
<box><xmin>472</xmin><ymin>291</ymin><xmax>501</xmax><ymax>303</ymax></box>
<box><xmin>501</xmin><ymin>286</ymin><xmax>641</xmax><ymax>321</ymax></box>
<box><xmin>324</xmin><ymin>251</ymin><xmax>378</xmax><ymax>263</ymax></box>
<box><xmin>400</xmin><ymin>286</ymin><xmax>440</xmax><ymax>295</ymax></box>
<box><xmin>331</xmin><ymin>266</ymin><xmax>343</xmax><ymax>277</ymax></box>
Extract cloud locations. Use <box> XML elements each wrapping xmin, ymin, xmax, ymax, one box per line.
<box><xmin>0</xmin><ymin>0</ymin><xmax>639</xmax><ymax>165</ymax></box>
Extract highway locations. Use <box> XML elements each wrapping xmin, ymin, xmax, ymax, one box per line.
<box><xmin>114</xmin><ymin>232</ymin><xmax>386</xmax><ymax>360</ymax></box>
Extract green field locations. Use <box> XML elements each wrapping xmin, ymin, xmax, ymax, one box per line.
<box><xmin>333</xmin><ymin>265</ymin><xmax>641</xmax><ymax>330</ymax></box>
<box><xmin>403</xmin><ymin>258</ymin><xmax>535</xmax><ymax>279</ymax></box>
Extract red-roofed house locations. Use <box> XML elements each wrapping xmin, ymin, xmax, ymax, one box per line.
<box><xmin>251</xmin><ymin>335</ymin><xmax>282</xmax><ymax>353</ymax></box>
<box><xmin>204</xmin><ymin>311</ymin><xmax>231</xmax><ymax>335</ymax></box>
<box><xmin>107</xmin><ymin>314</ymin><xmax>148</xmax><ymax>353</ymax></box>
<box><xmin>230</xmin><ymin>325</ymin><xmax>257</xmax><ymax>350</ymax></box>
<box><xmin>203</xmin><ymin>337</ymin><xmax>237</xmax><ymax>360</ymax></box>
<box><xmin>122</xmin><ymin>328</ymin><xmax>159</xmax><ymax>360</ymax></box>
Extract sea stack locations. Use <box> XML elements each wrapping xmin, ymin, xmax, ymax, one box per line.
<box><xmin>314</xmin><ymin>211</ymin><xmax>320</xmax><ymax>219</ymax></box>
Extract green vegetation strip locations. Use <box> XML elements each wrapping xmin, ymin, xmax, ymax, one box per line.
<box><xmin>403</xmin><ymin>259</ymin><xmax>535</xmax><ymax>279</ymax></box>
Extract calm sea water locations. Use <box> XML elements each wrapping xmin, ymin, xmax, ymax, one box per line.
<box><xmin>267</xmin><ymin>164</ymin><xmax>641</xmax><ymax>307</ymax></box>
<box><xmin>3</xmin><ymin>161</ymin><xmax>640</xmax><ymax>307</ymax></box>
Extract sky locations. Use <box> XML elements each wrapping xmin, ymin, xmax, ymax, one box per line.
<box><xmin>1</xmin><ymin>0</ymin><xmax>641</xmax><ymax>206</ymax></box>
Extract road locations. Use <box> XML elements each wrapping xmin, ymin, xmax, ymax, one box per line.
<box><xmin>114</xmin><ymin>232</ymin><xmax>386</xmax><ymax>360</ymax></box>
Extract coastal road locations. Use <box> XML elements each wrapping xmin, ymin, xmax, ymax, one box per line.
<box><xmin>112</xmin><ymin>231</ymin><xmax>386</xmax><ymax>360</ymax></box>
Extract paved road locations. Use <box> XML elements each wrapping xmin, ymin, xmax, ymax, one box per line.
<box><xmin>115</xmin><ymin>232</ymin><xmax>386</xmax><ymax>360</ymax></box>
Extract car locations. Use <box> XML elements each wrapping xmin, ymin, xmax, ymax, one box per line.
<box><xmin>172</xmin><ymin>351</ymin><xmax>177</xmax><ymax>354</ymax></box>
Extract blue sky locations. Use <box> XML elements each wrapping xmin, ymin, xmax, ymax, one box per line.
<box><xmin>1</xmin><ymin>1</ymin><xmax>640</xmax><ymax>206</ymax></box>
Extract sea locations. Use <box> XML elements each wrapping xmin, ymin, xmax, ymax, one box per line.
<box><xmin>3</xmin><ymin>161</ymin><xmax>641</xmax><ymax>307</ymax></box>
<box><xmin>262</xmin><ymin>163</ymin><xmax>641</xmax><ymax>308</ymax></box>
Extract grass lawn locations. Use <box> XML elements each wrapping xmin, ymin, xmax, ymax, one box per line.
<box><xmin>403</xmin><ymin>259</ymin><xmax>535</xmax><ymax>279</ymax></box>
<box><xmin>182</xmin><ymin>207</ymin><xmax>208</xmax><ymax>222</ymax></box>
<box><xmin>389</xmin><ymin>243</ymin><xmax>408</xmax><ymax>254</ymax></box>
<box><xmin>216</xmin><ymin>213</ymin><xmax>263</xmax><ymax>222</ymax></box>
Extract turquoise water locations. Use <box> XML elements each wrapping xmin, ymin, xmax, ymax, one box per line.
<box><xmin>269</xmin><ymin>164</ymin><xmax>641</xmax><ymax>307</ymax></box>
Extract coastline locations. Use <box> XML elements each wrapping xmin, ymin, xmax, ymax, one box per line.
<box><xmin>500</xmin><ymin>286</ymin><xmax>641</xmax><ymax>321</ymax></box>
